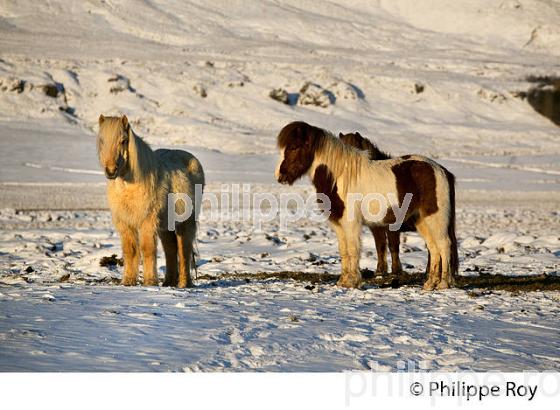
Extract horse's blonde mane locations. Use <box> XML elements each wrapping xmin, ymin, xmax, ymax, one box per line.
<box><xmin>129</xmin><ymin>129</ymin><xmax>157</xmax><ymax>186</ymax></box>
<box><xmin>315</xmin><ymin>130</ymin><xmax>369</xmax><ymax>191</ymax></box>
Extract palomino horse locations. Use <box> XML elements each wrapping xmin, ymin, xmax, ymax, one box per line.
<box><xmin>275</xmin><ymin>121</ymin><xmax>458</xmax><ymax>290</ymax></box>
<box><xmin>338</xmin><ymin>131</ymin><xmax>417</xmax><ymax>276</ymax></box>
<box><xmin>97</xmin><ymin>115</ymin><xmax>205</xmax><ymax>287</ymax></box>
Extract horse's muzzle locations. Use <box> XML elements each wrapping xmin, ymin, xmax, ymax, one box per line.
<box><xmin>277</xmin><ymin>174</ymin><xmax>293</xmax><ymax>185</ymax></box>
<box><xmin>105</xmin><ymin>168</ymin><xmax>118</xmax><ymax>179</ymax></box>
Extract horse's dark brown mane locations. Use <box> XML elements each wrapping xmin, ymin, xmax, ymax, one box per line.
<box><xmin>277</xmin><ymin>121</ymin><xmax>326</xmax><ymax>150</ymax></box>
<box><xmin>277</xmin><ymin>121</ymin><xmax>301</xmax><ymax>148</ymax></box>
<box><xmin>338</xmin><ymin>132</ymin><xmax>391</xmax><ymax>160</ymax></box>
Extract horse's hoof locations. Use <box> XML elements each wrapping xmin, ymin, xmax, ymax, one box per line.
<box><xmin>375</xmin><ymin>265</ymin><xmax>388</xmax><ymax>276</ymax></box>
<box><xmin>337</xmin><ymin>276</ymin><xmax>362</xmax><ymax>289</ymax></box>
<box><xmin>143</xmin><ymin>279</ymin><xmax>158</xmax><ymax>286</ymax></box>
<box><xmin>436</xmin><ymin>280</ymin><xmax>450</xmax><ymax>290</ymax></box>
<box><xmin>162</xmin><ymin>281</ymin><xmax>176</xmax><ymax>287</ymax></box>
<box><xmin>422</xmin><ymin>281</ymin><xmax>437</xmax><ymax>291</ymax></box>
<box><xmin>121</xmin><ymin>278</ymin><xmax>137</xmax><ymax>286</ymax></box>
<box><xmin>177</xmin><ymin>282</ymin><xmax>194</xmax><ymax>289</ymax></box>
<box><xmin>437</xmin><ymin>277</ymin><xmax>455</xmax><ymax>290</ymax></box>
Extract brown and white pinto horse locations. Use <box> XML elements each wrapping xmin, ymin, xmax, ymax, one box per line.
<box><xmin>275</xmin><ymin>121</ymin><xmax>458</xmax><ymax>290</ymax></box>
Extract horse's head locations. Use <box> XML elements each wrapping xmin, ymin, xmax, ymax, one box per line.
<box><xmin>275</xmin><ymin>121</ymin><xmax>324</xmax><ymax>185</ymax></box>
<box><xmin>97</xmin><ymin>115</ymin><xmax>131</xmax><ymax>180</ymax></box>
<box><xmin>338</xmin><ymin>131</ymin><xmax>390</xmax><ymax>160</ymax></box>
<box><xmin>338</xmin><ymin>131</ymin><xmax>369</xmax><ymax>150</ymax></box>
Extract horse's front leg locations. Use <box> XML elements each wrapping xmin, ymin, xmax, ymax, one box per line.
<box><xmin>116</xmin><ymin>221</ymin><xmax>139</xmax><ymax>286</ymax></box>
<box><xmin>344</xmin><ymin>221</ymin><xmax>363</xmax><ymax>288</ymax></box>
<box><xmin>337</xmin><ymin>221</ymin><xmax>363</xmax><ymax>289</ymax></box>
<box><xmin>331</xmin><ymin>222</ymin><xmax>348</xmax><ymax>283</ymax></box>
<box><xmin>140</xmin><ymin>215</ymin><xmax>158</xmax><ymax>286</ymax></box>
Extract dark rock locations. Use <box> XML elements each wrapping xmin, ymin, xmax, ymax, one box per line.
<box><xmin>269</xmin><ymin>88</ymin><xmax>289</xmax><ymax>104</ymax></box>
<box><xmin>43</xmin><ymin>84</ymin><xmax>59</xmax><ymax>98</ymax></box>
<box><xmin>193</xmin><ymin>83</ymin><xmax>207</xmax><ymax>98</ymax></box>
<box><xmin>10</xmin><ymin>79</ymin><xmax>25</xmax><ymax>93</ymax></box>
<box><xmin>99</xmin><ymin>254</ymin><xmax>124</xmax><ymax>267</ymax></box>
<box><xmin>59</xmin><ymin>273</ymin><xmax>71</xmax><ymax>282</ymax></box>
<box><xmin>299</xmin><ymin>82</ymin><xmax>335</xmax><ymax>107</ymax></box>
<box><xmin>524</xmin><ymin>76</ymin><xmax>560</xmax><ymax>126</ymax></box>
<box><xmin>108</xmin><ymin>74</ymin><xmax>135</xmax><ymax>94</ymax></box>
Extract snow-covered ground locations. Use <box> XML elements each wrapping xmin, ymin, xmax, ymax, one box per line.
<box><xmin>1</xmin><ymin>200</ymin><xmax>559</xmax><ymax>371</ymax></box>
<box><xmin>1</xmin><ymin>205</ymin><xmax>559</xmax><ymax>371</ymax></box>
<box><xmin>0</xmin><ymin>0</ymin><xmax>559</xmax><ymax>371</ymax></box>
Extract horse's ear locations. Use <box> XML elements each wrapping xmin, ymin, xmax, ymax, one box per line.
<box><xmin>338</xmin><ymin>132</ymin><xmax>344</xmax><ymax>138</ymax></box>
<box><xmin>355</xmin><ymin>132</ymin><xmax>362</xmax><ymax>138</ymax></box>
<box><xmin>121</xmin><ymin>115</ymin><xmax>129</xmax><ymax>130</ymax></box>
<box><xmin>121</xmin><ymin>116</ymin><xmax>132</xmax><ymax>137</ymax></box>
<box><xmin>98</xmin><ymin>114</ymin><xmax>105</xmax><ymax>125</ymax></box>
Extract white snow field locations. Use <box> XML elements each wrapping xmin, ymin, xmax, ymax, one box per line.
<box><xmin>0</xmin><ymin>0</ymin><xmax>560</xmax><ymax>371</ymax></box>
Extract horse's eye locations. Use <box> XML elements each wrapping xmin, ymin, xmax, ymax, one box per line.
<box><xmin>122</xmin><ymin>139</ymin><xmax>128</xmax><ymax>146</ymax></box>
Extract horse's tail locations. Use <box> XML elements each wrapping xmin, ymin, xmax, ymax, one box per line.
<box><xmin>192</xmin><ymin>180</ymin><xmax>204</xmax><ymax>281</ymax></box>
<box><xmin>445</xmin><ymin>169</ymin><xmax>459</xmax><ymax>277</ymax></box>
<box><xmin>192</xmin><ymin>222</ymin><xmax>200</xmax><ymax>280</ymax></box>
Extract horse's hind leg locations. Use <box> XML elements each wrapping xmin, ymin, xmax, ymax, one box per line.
<box><xmin>387</xmin><ymin>230</ymin><xmax>403</xmax><ymax>275</ymax></box>
<box><xmin>370</xmin><ymin>226</ymin><xmax>388</xmax><ymax>275</ymax></box>
<box><xmin>433</xmin><ymin>222</ymin><xmax>455</xmax><ymax>290</ymax></box>
<box><xmin>117</xmin><ymin>222</ymin><xmax>139</xmax><ymax>286</ymax></box>
<box><xmin>424</xmin><ymin>212</ymin><xmax>456</xmax><ymax>290</ymax></box>
<box><xmin>435</xmin><ymin>238</ymin><xmax>454</xmax><ymax>290</ymax></box>
<box><xmin>160</xmin><ymin>230</ymin><xmax>178</xmax><ymax>287</ymax></box>
<box><xmin>415</xmin><ymin>218</ymin><xmax>441</xmax><ymax>290</ymax></box>
<box><xmin>140</xmin><ymin>217</ymin><xmax>158</xmax><ymax>286</ymax></box>
<box><xmin>177</xmin><ymin>221</ymin><xmax>196</xmax><ymax>288</ymax></box>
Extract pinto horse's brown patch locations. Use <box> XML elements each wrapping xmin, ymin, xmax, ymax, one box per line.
<box><xmin>313</xmin><ymin>164</ymin><xmax>345</xmax><ymax>221</ymax></box>
<box><xmin>277</xmin><ymin>121</ymin><xmax>325</xmax><ymax>185</ymax></box>
<box><xmin>391</xmin><ymin>160</ymin><xmax>438</xmax><ymax>219</ymax></box>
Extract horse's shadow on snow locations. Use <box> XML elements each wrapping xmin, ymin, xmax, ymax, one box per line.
<box><xmin>192</xmin><ymin>270</ymin><xmax>560</xmax><ymax>292</ymax></box>
<box><xmin>195</xmin><ymin>278</ymin><xmax>254</xmax><ymax>290</ymax></box>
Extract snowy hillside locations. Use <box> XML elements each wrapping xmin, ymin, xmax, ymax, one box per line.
<box><xmin>0</xmin><ymin>0</ymin><xmax>559</xmax><ymax>156</ymax></box>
